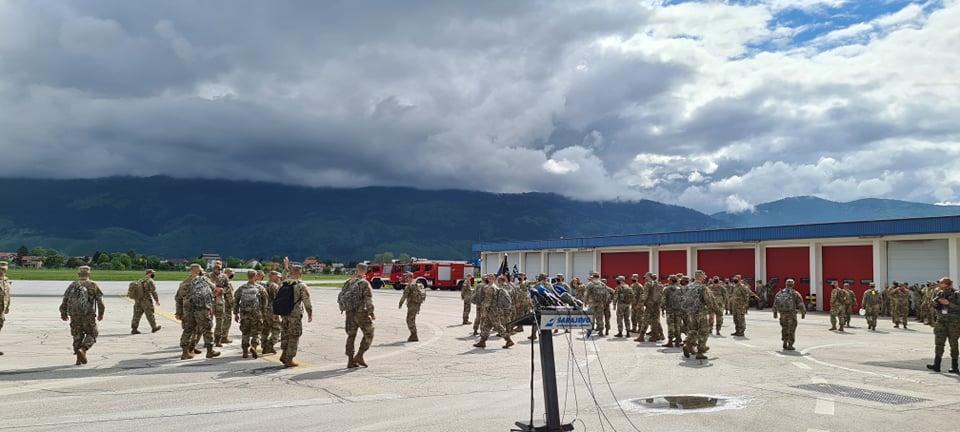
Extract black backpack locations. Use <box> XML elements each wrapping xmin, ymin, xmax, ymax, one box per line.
<box><xmin>272</xmin><ymin>281</ymin><xmax>300</xmax><ymax>316</ymax></box>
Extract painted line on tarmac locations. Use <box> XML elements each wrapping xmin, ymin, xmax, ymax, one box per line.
<box><xmin>814</xmin><ymin>397</ymin><xmax>836</xmax><ymax>415</ymax></box>
<box><xmin>800</xmin><ymin>343</ymin><xmax>918</xmax><ymax>383</ymax></box>
<box><xmin>808</xmin><ymin>428</ymin><xmax>831</xmax><ymax>432</ymax></box>
<box><xmin>811</xmin><ymin>376</ymin><xmax>827</xmax><ymax>384</ymax></box>
<box><xmin>793</xmin><ymin>362</ymin><xmax>812</xmax><ymax>370</ymax></box>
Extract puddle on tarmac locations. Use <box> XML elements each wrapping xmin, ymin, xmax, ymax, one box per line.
<box><xmin>621</xmin><ymin>395</ymin><xmax>755</xmax><ymax>416</ymax></box>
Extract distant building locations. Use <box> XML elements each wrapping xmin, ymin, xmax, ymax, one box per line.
<box><xmin>331</xmin><ymin>262</ymin><xmax>345</xmax><ymax>269</ymax></box>
<box><xmin>162</xmin><ymin>258</ymin><xmax>190</xmax><ymax>269</ymax></box>
<box><xmin>201</xmin><ymin>253</ymin><xmax>221</xmax><ymax>268</ymax></box>
<box><xmin>20</xmin><ymin>256</ymin><xmax>44</xmax><ymax>269</ymax></box>
<box><xmin>0</xmin><ymin>252</ymin><xmax>17</xmax><ymax>262</ymax></box>
<box><xmin>303</xmin><ymin>259</ymin><xmax>325</xmax><ymax>273</ymax></box>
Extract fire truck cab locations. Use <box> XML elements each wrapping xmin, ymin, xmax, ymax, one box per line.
<box><xmin>393</xmin><ymin>260</ymin><xmax>475</xmax><ymax>291</ymax></box>
<box><xmin>364</xmin><ymin>262</ymin><xmax>398</xmax><ymax>290</ymax></box>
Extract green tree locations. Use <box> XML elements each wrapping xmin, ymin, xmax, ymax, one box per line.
<box><xmin>226</xmin><ymin>257</ymin><xmax>243</xmax><ymax>268</ymax></box>
<box><xmin>397</xmin><ymin>253</ymin><xmax>412</xmax><ymax>262</ymax></box>
<box><xmin>65</xmin><ymin>257</ymin><xmax>85</xmax><ymax>268</ymax></box>
<box><xmin>43</xmin><ymin>252</ymin><xmax>65</xmax><ymax>268</ymax></box>
<box><xmin>145</xmin><ymin>256</ymin><xmax>162</xmax><ymax>270</ymax></box>
<box><xmin>16</xmin><ymin>245</ymin><xmax>28</xmax><ymax>265</ymax></box>
<box><xmin>372</xmin><ymin>252</ymin><xmax>394</xmax><ymax>263</ymax></box>
<box><xmin>322</xmin><ymin>267</ymin><xmax>332</xmax><ymax>275</ymax></box>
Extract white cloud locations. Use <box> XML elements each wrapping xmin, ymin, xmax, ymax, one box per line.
<box><xmin>543</xmin><ymin>158</ymin><xmax>580</xmax><ymax>175</ymax></box>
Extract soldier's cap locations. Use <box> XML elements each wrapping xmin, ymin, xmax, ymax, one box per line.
<box><xmin>190</xmin><ymin>263</ymin><xmax>202</xmax><ymax>270</ymax></box>
<box><xmin>616</xmin><ymin>276</ymin><xmax>626</xmax><ymax>282</ymax></box>
<box><xmin>246</xmin><ymin>270</ymin><xmax>257</xmax><ymax>277</ymax></box>
<box><xmin>940</xmin><ymin>277</ymin><xmax>953</xmax><ymax>286</ymax></box>
<box><xmin>650</xmin><ymin>273</ymin><xmax>658</xmax><ymax>279</ymax></box>
<box><xmin>145</xmin><ymin>269</ymin><xmax>156</xmax><ymax>274</ymax></box>
<box><xmin>590</xmin><ymin>271</ymin><xmax>600</xmax><ymax>278</ymax></box>
<box><xmin>785</xmin><ymin>279</ymin><xmax>795</xmax><ymax>287</ymax></box>
<box><xmin>537</xmin><ymin>273</ymin><xmax>548</xmax><ymax>280</ymax></box>
<box><xmin>77</xmin><ymin>265</ymin><xmax>91</xmax><ymax>274</ymax></box>
<box><xmin>518</xmin><ymin>272</ymin><xmax>526</xmax><ymax>276</ymax></box>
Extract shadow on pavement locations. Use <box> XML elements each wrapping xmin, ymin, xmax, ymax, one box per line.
<box><xmin>291</xmin><ymin>367</ymin><xmax>359</xmax><ymax>381</ymax></box>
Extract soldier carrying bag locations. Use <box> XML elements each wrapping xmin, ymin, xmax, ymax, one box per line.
<box><xmin>773</xmin><ymin>289</ymin><xmax>797</xmax><ymax>313</ymax></box>
<box><xmin>337</xmin><ymin>279</ymin><xmax>363</xmax><ymax>313</ymax></box>
<box><xmin>69</xmin><ymin>281</ymin><xmax>96</xmax><ymax>317</ymax></box>
<box><xmin>238</xmin><ymin>286</ymin><xmax>261</xmax><ymax>313</ymax></box>
<box><xmin>495</xmin><ymin>286</ymin><xmax>512</xmax><ymax>310</ymax></box>
<box><xmin>275</xmin><ymin>280</ymin><xmax>301</xmax><ymax>315</ymax></box>
<box><xmin>127</xmin><ymin>280</ymin><xmax>143</xmax><ymax>299</ymax></box>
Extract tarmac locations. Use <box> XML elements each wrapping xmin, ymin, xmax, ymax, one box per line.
<box><xmin>0</xmin><ymin>280</ymin><xmax>956</xmax><ymax>432</ymax></box>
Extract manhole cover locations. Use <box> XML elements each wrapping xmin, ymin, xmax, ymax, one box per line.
<box><xmin>792</xmin><ymin>384</ymin><xmax>928</xmax><ymax>405</ymax></box>
<box><xmin>621</xmin><ymin>395</ymin><xmax>754</xmax><ymax>415</ymax></box>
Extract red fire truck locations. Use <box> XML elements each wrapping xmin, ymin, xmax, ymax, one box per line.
<box><xmin>364</xmin><ymin>262</ymin><xmax>398</xmax><ymax>290</ymax></box>
<box><xmin>373</xmin><ymin>260</ymin><xmax>472</xmax><ymax>290</ymax></box>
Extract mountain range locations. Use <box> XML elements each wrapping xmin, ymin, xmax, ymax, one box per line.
<box><xmin>1</xmin><ymin>177</ymin><xmax>957</xmax><ymax>261</ymax></box>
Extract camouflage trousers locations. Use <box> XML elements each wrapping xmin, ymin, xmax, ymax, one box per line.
<box><xmin>406</xmin><ymin>304</ymin><xmax>421</xmax><ymax>335</ymax></box>
<box><xmin>918</xmin><ymin>304</ymin><xmax>929</xmax><ymax>322</ymax></box>
<box><xmin>478</xmin><ymin>307</ymin><xmax>506</xmax><ymax>340</ymax></box>
<box><xmin>239</xmin><ymin>314</ymin><xmax>263</xmax><ymax>348</ymax></box>
<box><xmin>280</xmin><ymin>314</ymin><xmax>304</xmax><ymax>361</ymax></box>
<box><xmin>462</xmin><ymin>301</ymin><xmax>471</xmax><ymax>323</ymax></box>
<box><xmin>69</xmin><ymin>315</ymin><xmax>98</xmax><ymax>351</ymax></box>
<box><xmin>864</xmin><ymin>307</ymin><xmax>880</xmax><ymax>329</ymax></box>
<box><xmin>616</xmin><ymin>305</ymin><xmax>631</xmax><ymax>334</ymax></box>
<box><xmin>602</xmin><ymin>304</ymin><xmax>612</xmax><ymax>332</ymax></box>
<box><xmin>213</xmin><ymin>302</ymin><xmax>232</xmax><ymax>339</ymax></box>
<box><xmin>926</xmin><ymin>306</ymin><xmax>938</xmax><ymax>325</ymax></box>
<box><xmin>631</xmin><ymin>304</ymin><xmax>644</xmax><ymax>332</ymax></box>
<box><xmin>708</xmin><ymin>308</ymin><xmax>724</xmax><ymax>332</ymax></box>
<box><xmin>131</xmin><ymin>300</ymin><xmax>157</xmax><ymax>331</ymax></box>
<box><xmin>181</xmin><ymin>308</ymin><xmax>214</xmax><ymax>349</ymax></box>
<box><xmin>590</xmin><ymin>306</ymin><xmax>605</xmax><ymax>333</ymax></box>
<box><xmin>842</xmin><ymin>308</ymin><xmax>852</xmax><ymax>327</ymax></box>
<box><xmin>260</xmin><ymin>316</ymin><xmax>281</xmax><ymax>351</ymax></box>
<box><xmin>665</xmin><ymin>310</ymin><xmax>683</xmax><ymax>344</ymax></box>
<box><xmin>892</xmin><ymin>303</ymin><xmax>909</xmax><ymax>326</ymax></box>
<box><xmin>473</xmin><ymin>309</ymin><xmax>483</xmax><ymax>333</ymax></box>
<box><xmin>0</xmin><ymin>314</ymin><xmax>5</xmax><ymax>333</ymax></box>
<box><xmin>683</xmin><ymin>313</ymin><xmax>710</xmax><ymax>354</ymax></box>
<box><xmin>830</xmin><ymin>309</ymin><xmax>845</xmax><ymax>330</ymax></box>
<box><xmin>345</xmin><ymin>311</ymin><xmax>375</xmax><ymax>358</ymax></box>
<box><xmin>639</xmin><ymin>306</ymin><xmax>663</xmax><ymax>340</ymax></box>
<box><xmin>934</xmin><ymin>319</ymin><xmax>960</xmax><ymax>358</ymax></box>
<box><xmin>779</xmin><ymin>311</ymin><xmax>798</xmax><ymax>345</ymax></box>
<box><xmin>732</xmin><ymin>306</ymin><xmax>748</xmax><ymax>334</ymax></box>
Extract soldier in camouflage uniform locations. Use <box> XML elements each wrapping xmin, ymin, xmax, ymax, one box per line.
<box><xmin>773</xmin><ymin>279</ymin><xmax>806</xmax><ymax>350</ymax></box>
<box><xmin>636</xmin><ymin>274</ymin><xmax>664</xmax><ymax>342</ymax></box>
<box><xmin>513</xmin><ymin>274</ymin><xmax>535</xmax><ymax>336</ymax></box>
<box><xmin>889</xmin><ymin>282</ymin><xmax>910</xmax><ymax>329</ymax></box>
<box><xmin>923</xmin><ymin>283</ymin><xmax>939</xmax><ymax>326</ymax></box>
<box><xmin>208</xmin><ymin>262</ymin><xmax>234</xmax><ymax>346</ymax></box>
<box><xmin>399</xmin><ymin>272</ymin><xmax>426</xmax><ymax>342</ymax></box>
<box><xmin>683</xmin><ymin>271</ymin><xmax>716</xmax><ymax>360</ymax></box>
<box><xmin>258</xmin><ymin>271</ymin><xmax>281</xmax><ymax>354</ymax></box>
<box><xmin>829</xmin><ymin>283</ymin><xmax>851</xmax><ymax>331</ymax></box>
<box><xmin>612</xmin><ymin>276</ymin><xmax>634</xmax><ymax>338</ymax></box>
<box><xmin>343</xmin><ymin>263</ymin><xmax>374</xmax><ymax>368</ymax></box>
<box><xmin>661</xmin><ymin>275</ymin><xmax>684</xmax><ymax>347</ymax></box>
<box><xmin>278</xmin><ymin>265</ymin><xmax>312</xmax><ymax>368</ymax></box>
<box><xmin>59</xmin><ymin>266</ymin><xmax>105</xmax><ymax>365</ymax></box>
<box><xmin>707</xmin><ymin>276</ymin><xmax>727</xmax><ymax>336</ymax></box>
<box><xmin>572</xmin><ymin>277</ymin><xmax>586</xmax><ymax>302</ymax></box>
<box><xmin>729</xmin><ymin>276</ymin><xmax>760</xmax><ymax>336</ymax></box>
<box><xmin>0</xmin><ymin>261</ymin><xmax>10</xmax><ymax>356</ymax></box>
<box><xmin>234</xmin><ymin>270</ymin><xmax>269</xmax><ymax>359</ymax></box>
<box><xmin>861</xmin><ymin>283</ymin><xmax>882</xmax><ymax>331</ymax></box>
<box><xmin>927</xmin><ymin>277</ymin><xmax>960</xmax><ymax>374</ymax></box>
<box><xmin>461</xmin><ymin>275</ymin><xmax>475</xmax><ymax>325</ymax></box>
<box><xmin>629</xmin><ymin>274</ymin><xmax>645</xmax><ymax>334</ymax></box>
<box><xmin>841</xmin><ymin>284</ymin><xmax>857</xmax><ymax>328</ymax></box>
<box><xmin>131</xmin><ymin>269</ymin><xmax>161</xmax><ymax>334</ymax></box>
<box><xmin>175</xmin><ymin>264</ymin><xmax>220</xmax><ymax>360</ymax></box>
<box><xmin>473</xmin><ymin>274</ymin><xmax>514</xmax><ymax>349</ymax></box>
<box><xmin>584</xmin><ymin>273</ymin><xmax>609</xmax><ymax>336</ymax></box>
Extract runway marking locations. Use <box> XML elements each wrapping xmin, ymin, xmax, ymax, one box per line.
<box><xmin>793</xmin><ymin>362</ymin><xmax>812</xmax><ymax>370</ymax></box>
<box><xmin>735</xmin><ymin>341</ymin><xmax>757</xmax><ymax>348</ymax></box>
<box><xmin>808</xmin><ymin>429</ymin><xmax>831</xmax><ymax>432</ymax></box>
<box><xmin>811</xmin><ymin>376</ymin><xmax>827</xmax><ymax>384</ymax></box>
<box><xmin>814</xmin><ymin>398</ymin><xmax>835</xmax><ymax>415</ymax></box>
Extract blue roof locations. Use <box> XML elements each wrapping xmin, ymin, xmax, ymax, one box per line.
<box><xmin>472</xmin><ymin>215</ymin><xmax>960</xmax><ymax>253</ymax></box>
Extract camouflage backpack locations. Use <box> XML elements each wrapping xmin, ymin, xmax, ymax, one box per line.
<box><xmin>190</xmin><ymin>277</ymin><xmax>214</xmax><ymax>310</ymax></box>
<box><xmin>773</xmin><ymin>289</ymin><xmax>797</xmax><ymax>313</ymax></box>
<box><xmin>238</xmin><ymin>285</ymin><xmax>261</xmax><ymax>313</ymax></box>
<box><xmin>409</xmin><ymin>284</ymin><xmax>426</xmax><ymax>304</ymax></box>
<box><xmin>495</xmin><ymin>286</ymin><xmax>512</xmax><ymax>310</ymax></box>
<box><xmin>666</xmin><ymin>286</ymin><xmax>684</xmax><ymax>310</ymax></box>
<box><xmin>338</xmin><ymin>278</ymin><xmax>363</xmax><ymax>312</ymax></box>
<box><xmin>127</xmin><ymin>280</ymin><xmax>143</xmax><ymax>299</ymax></box>
<box><xmin>471</xmin><ymin>285</ymin><xmax>484</xmax><ymax>305</ymax></box>
<box><xmin>680</xmin><ymin>285</ymin><xmax>706</xmax><ymax>314</ymax></box>
<box><xmin>68</xmin><ymin>281</ymin><xmax>96</xmax><ymax>316</ymax></box>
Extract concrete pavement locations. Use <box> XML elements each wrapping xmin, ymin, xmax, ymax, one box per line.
<box><xmin>0</xmin><ymin>282</ymin><xmax>956</xmax><ymax>432</ymax></box>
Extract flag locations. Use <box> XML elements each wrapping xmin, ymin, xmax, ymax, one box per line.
<box><xmin>496</xmin><ymin>253</ymin><xmax>509</xmax><ymax>277</ymax></box>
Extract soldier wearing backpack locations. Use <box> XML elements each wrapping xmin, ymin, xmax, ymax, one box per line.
<box><xmin>340</xmin><ymin>263</ymin><xmax>374</xmax><ymax>368</ymax></box>
<box><xmin>398</xmin><ymin>272</ymin><xmax>426</xmax><ymax>342</ymax></box>
<box><xmin>275</xmin><ymin>265</ymin><xmax>312</xmax><ymax>368</ymax></box>
<box><xmin>130</xmin><ymin>269</ymin><xmax>161</xmax><ymax>335</ymax></box>
<box><xmin>175</xmin><ymin>264</ymin><xmax>220</xmax><ymax>360</ymax></box>
<box><xmin>473</xmin><ymin>274</ymin><xmax>514</xmax><ymax>349</ymax></box>
<box><xmin>59</xmin><ymin>266</ymin><xmax>105</xmax><ymax>365</ymax></box>
<box><xmin>773</xmin><ymin>279</ymin><xmax>806</xmax><ymax>351</ymax></box>
<box><xmin>584</xmin><ymin>272</ymin><xmax>608</xmax><ymax>336</ymax></box>
<box><xmin>259</xmin><ymin>271</ymin><xmax>282</xmax><ymax>355</ymax></box>
<box><xmin>681</xmin><ymin>271</ymin><xmax>716</xmax><ymax>360</ymax></box>
<box><xmin>460</xmin><ymin>276</ymin><xmax>474</xmax><ymax>326</ymax></box>
<box><xmin>612</xmin><ymin>276</ymin><xmax>634</xmax><ymax>338</ymax></box>
<box><xmin>209</xmin><ymin>261</ymin><xmax>235</xmax><ymax>347</ymax></box>
<box><xmin>234</xmin><ymin>270</ymin><xmax>270</xmax><ymax>359</ymax></box>
<box><xmin>0</xmin><ymin>261</ymin><xmax>10</xmax><ymax>356</ymax></box>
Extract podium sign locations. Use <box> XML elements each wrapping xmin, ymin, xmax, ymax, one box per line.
<box><xmin>539</xmin><ymin>311</ymin><xmax>593</xmax><ymax>330</ymax></box>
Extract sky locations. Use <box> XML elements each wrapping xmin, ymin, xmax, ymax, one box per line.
<box><xmin>0</xmin><ymin>0</ymin><xmax>958</xmax><ymax>214</ymax></box>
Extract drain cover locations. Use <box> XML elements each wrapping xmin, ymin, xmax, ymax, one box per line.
<box><xmin>793</xmin><ymin>383</ymin><xmax>928</xmax><ymax>405</ymax></box>
<box><xmin>622</xmin><ymin>395</ymin><xmax>754</xmax><ymax>415</ymax></box>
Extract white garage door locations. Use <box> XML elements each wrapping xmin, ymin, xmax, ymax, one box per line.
<box><xmin>888</xmin><ymin>239</ymin><xmax>949</xmax><ymax>285</ymax></box>
<box><xmin>572</xmin><ymin>252</ymin><xmax>594</xmax><ymax>281</ymax></box>
<box><xmin>547</xmin><ymin>252</ymin><xmax>566</xmax><ymax>276</ymax></box>
<box><xmin>524</xmin><ymin>252</ymin><xmax>542</xmax><ymax>276</ymax></box>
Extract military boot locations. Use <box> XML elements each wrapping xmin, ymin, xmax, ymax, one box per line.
<box><xmin>284</xmin><ymin>359</ymin><xmax>300</xmax><ymax>368</ymax></box>
<box><xmin>180</xmin><ymin>348</ymin><xmax>194</xmax><ymax>360</ymax></box>
<box><xmin>950</xmin><ymin>358</ymin><xmax>959</xmax><ymax>374</ymax></box>
<box><xmin>695</xmin><ymin>352</ymin><xmax>708</xmax><ymax>360</ymax></box>
<box><xmin>131</xmin><ymin>329</ymin><xmax>141</xmax><ymax>335</ymax></box>
<box><xmin>355</xmin><ymin>352</ymin><xmax>368</xmax><ymax>368</ymax></box>
<box><xmin>206</xmin><ymin>346</ymin><xmax>221</xmax><ymax>359</ymax></box>
<box><xmin>75</xmin><ymin>353</ymin><xmax>83</xmax><ymax>365</ymax></box>
<box><xmin>214</xmin><ymin>337</ymin><xmax>223</xmax><ymax>348</ymax></box>
<box><xmin>503</xmin><ymin>336</ymin><xmax>515</xmax><ymax>349</ymax></box>
<box><xmin>250</xmin><ymin>345</ymin><xmax>259</xmax><ymax>359</ymax></box>
<box><xmin>786</xmin><ymin>343</ymin><xmax>796</xmax><ymax>351</ymax></box>
<box><xmin>347</xmin><ymin>355</ymin><xmax>359</xmax><ymax>369</ymax></box>
<box><xmin>77</xmin><ymin>347</ymin><xmax>88</xmax><ymax>365</ymax></box>
<box><xmin>408</xmin><ymin>332</ymin><xmax>419</xmax><ymax>342</ymax></box>
<box><xmin>242</xmin><ymin>343</ymin><xmax>249</xmax><ymax>359</ymax></box>
<box><xmin>615</xmin><ymin>332</ymin><xmax>623</xmax><ymax>338</ymax></box>
<box><xmin>783</xmin><ymin>341</ymin><xmax>788</xmax><ymax>350</ymax></box>
<box><xmin>661</xmin><ymin>341</ymin><xmax>674</xmax><ymax>348</ymax></box>
<box><xmin>262</xmin><ymin>346</ymin><xmax>276</xmax><ymax>355</ymax></box>
<box><xmin>473</xmin><ymin>339</ymin><xmax>487</xmax><ymax>349</ymax></box>
<box><xmin>927</xmin><ymin>355</ymin><xmax>942</xmax><ymax>372</ymax></box>
<box><xmin>829</xmin><ymin>326</ymin><xmax>837</xmax><ymax>331</ymax></box>
<box><xmin>222</xmin><ymin>336</ymin><xmax>233</xmax><ymax>344</ymax></box>
<box><xmin>682</xmin><ymin>344</ymin><xmax>691</xmax><ymax>358</ymax></box>
<box><xmin>151</xmin><ymin>326</ymin><xmax>162</xmax><ymax>333</ymax></box>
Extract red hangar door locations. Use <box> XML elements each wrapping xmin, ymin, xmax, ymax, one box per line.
<box><xmin>658</xmin><ymin>250</ymin><xmax>687</xmax><ymax>281</ymax></box>
<box><xmin>765</xmin><ymin>247</ymin><xmax>811</xmax><ymax>298</ymax></box>
<box><xmin>600</xmin><ymin>252</ymin><xmax>649</xmax><ymax>287</ymax></box>
<box><xmin>821</xmin><ymin>245</ymin><xmax>873</xmax><ymax>312</ymax></box>
<box><xmin>696</xmin><ymin>249</ymin><xmax>755</xmax><ymax>283</ymax></box>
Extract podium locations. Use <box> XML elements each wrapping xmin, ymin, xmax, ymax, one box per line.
<box><xmin>508</xmin><ymin>308</ymin><xmax>592</xmax><ymax>432</ymax></box>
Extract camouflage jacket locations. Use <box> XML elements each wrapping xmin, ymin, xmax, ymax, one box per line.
<box><xmin>861</xmin><ymin>289</ymin><xmax>882</xmax><ymax>310</ymax></box>
<box><xmin>661</xmin><ymin>284</ymin><xmax>683</xmax><ymax>312</ymax></box>
<box><xmin>613</xmin><ymin>284</ymin><xmax>634</xmax><ymax>307</ymax></box>
<box><xmin>233</xmin><ymin>282</ymin><xmax>270</xmax><ymax>319</ymax></box>
<box><xmin>644</xmin><ymin>281</ymin><xmax>663</xmax><ymax>309</ymax></box>
<box><xmin>460</xmin><ymin>281</ymin><xmax>474</xmax><ymax>301</ymax></box>
<box><xmin>59</xmin><ymin>279</ymin><xmax>105</xmax><ymax>318</ymax></box>
<box><xmin>281</xmin><ymin>279</ymin><xmax>314</xmax><ymax>319</ymax></box>
<box><xmin>0</xmin><ymin>277</ymin><xmax>10</xmax><ymax>315</ymax></box>
<box><xmin>730</xmin><ymin>283</ymin><xmax>759</xmax><ymax>308</ymax></box>
<box><xmin>630</xmin><ymin>282</ymin><xmax>645</xmax><ymax>307</ymax></box>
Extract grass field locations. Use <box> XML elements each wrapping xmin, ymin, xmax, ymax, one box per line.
<box><xmin>5</xmin><ymin>268</ymin><xmax>348</xmax><ymax>282</ymax></box>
